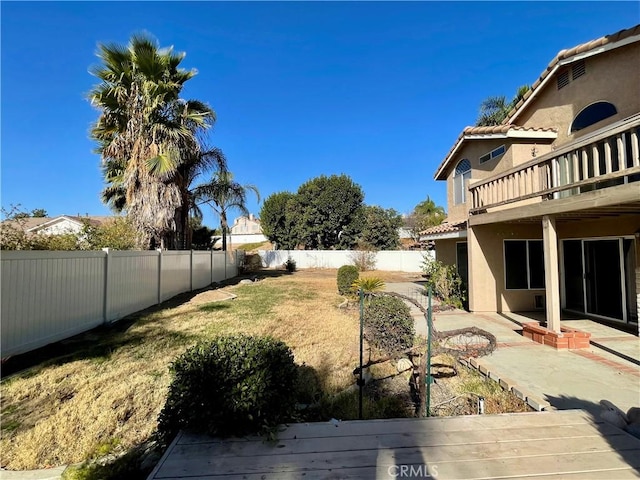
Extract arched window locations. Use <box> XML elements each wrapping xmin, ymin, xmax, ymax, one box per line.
<box><xmin>454</xmin><ymin>159</ymin><xmax>471</xmax><ymax>204</ymax></box>
<box><xmin>570</xmin><ymin>102</ymin><xmax>617</xmax><ymax>132</ymax></box>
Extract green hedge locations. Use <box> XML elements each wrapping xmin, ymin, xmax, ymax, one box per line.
<box><xmin>337</xmin><ymin>265</ymin><xmax>359</xmax><ymax>295</ymax></box>
<box><xmin>157</xmin><ymin>335</ymin><xmax>297</xmax><ymax>444</ymax></box>
<box><xmin>364</xmin><ymin>296</ymin><xmax>414</xmax><ymax>355</ymax></box>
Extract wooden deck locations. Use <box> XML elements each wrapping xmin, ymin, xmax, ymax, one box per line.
<box><xmin>148</xmin><ymin>410</ymin><xmax>640</xmax><ymax>479</ymax></box>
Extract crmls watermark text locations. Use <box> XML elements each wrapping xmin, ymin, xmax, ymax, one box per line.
<box><xmin>388</xmin><ymin>464</ymin><xmax>438</xmax><ymax>478</ymax></box>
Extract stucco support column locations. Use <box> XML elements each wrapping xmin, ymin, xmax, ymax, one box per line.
<box><xmin>542</xmin><ymin>215</ymin><xmax>561</xmax><ymax>333</ymax></box>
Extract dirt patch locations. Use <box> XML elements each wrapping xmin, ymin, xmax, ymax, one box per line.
<box><xmin>186</xmin><ymin>288</ymin><xmax>236</xmax><ymax>306</ymax></box>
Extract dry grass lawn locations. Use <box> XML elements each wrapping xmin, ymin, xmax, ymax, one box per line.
<box><xmin>0</xmin><ymin>269</ymin><xmax>413</xmax><ymax>470</ymax></box>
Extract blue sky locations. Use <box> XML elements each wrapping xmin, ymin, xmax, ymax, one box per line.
<box><xmin>1</xmin><ymin>1</ymin><xmax>637</xmax><ymax>229</ymax></box>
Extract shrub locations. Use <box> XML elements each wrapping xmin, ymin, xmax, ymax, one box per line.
<box><xmin>349</xmin><ymin>248</ymin><xmax>377</xmax><ymax>271</ymax></box>
<box><xmin>337</xmin><ymin>265</ymin><xmax>359</xmax><ymax>295</ymax></box>
<box><xmin>157</xmin><ymin>335</ymin><xmax>297</xmax><ymax>445</ymax></box>
<box><xmin>242</xmin><ymin>253</ymin><xmax>263</xmax><ymax>272</ymax></box>
<box><xmin>364</xmin><ymin>296</ymin><xmax>414</xmax><ymax>356</ymax></box>
<box><xmin>352</xmin><ymin>276</ymin><xmax>385</xmax><ymax>294</ymax></box>
<box><xmin>421</xmin><ymin>255</ymin><xmax>465</xmax><ymax>309</ymax></box>
<box><xmin>284</xmin><ymin>256</ymin><xmax>297</xmax><ymax>273</ymax></box>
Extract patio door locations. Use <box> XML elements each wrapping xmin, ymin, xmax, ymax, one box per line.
<box><xmin>562</xmin><ymin>238</ymin><xmax>634</xmax><ymax>323</ymax></box>
<box><xmin>584</xmin><ymin>240</ymin><xmax>623</xmax><ymax>320</ymax></box>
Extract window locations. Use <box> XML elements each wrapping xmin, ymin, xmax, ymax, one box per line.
<box><xmin>479</xmin><ymin>145</ymin><xmax>506</xmax><ymax>164</ymax></box>
<box><xmin>504</xmin><ymin>240</ymin><xmax>545</xmax><ymax>290</ymax></box>
<box><xmin>454</xmin><ymin>159</ymin><xmax>471</xmax><ymax>204</ymax></box>
<box><xmin>570</xmin><ymin>102</ymin><xmax>617</xmax><ymax>132</ymax></box>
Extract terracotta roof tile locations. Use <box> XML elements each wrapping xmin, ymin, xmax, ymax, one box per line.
<box><xmin>419</xmin><ymin>220</ymin><xmax>467</xmax><ymax>236</ymax></box>
<box><xmin>503</xmin><ymin>24</ymin><xmax>640</xmax><ymax>124</ymax></box>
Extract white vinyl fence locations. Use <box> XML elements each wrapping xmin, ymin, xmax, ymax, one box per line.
<box><xmin>257</xmin><ymin>249</ymin><xmax>434</xmax><ymax>272</ymax></box>
<box><xmin>1</xmin><ymin>249</ymin><xmax>243</xmax><ymax>357</ymax></box>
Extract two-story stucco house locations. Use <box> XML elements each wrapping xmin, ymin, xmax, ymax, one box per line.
<box><xmin>421</xmin><ymin>25</ymin><xmax>640</xmax><ymax>335</ymax></box>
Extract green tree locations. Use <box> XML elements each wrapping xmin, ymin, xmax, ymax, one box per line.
<box><xmin>89</xmin><ymin>33</ymin><xmax>215</xmax><ymax>249</ymax></box>
<box><xmin>193</xmin><ymin>171</ymin><xmax>260</xmax><ymax>251</ymax></box>
<box><xmin>81</xmin><ymin>217</ymin><xmax>139</xmax><ymax>250</ymax></box>
<box><xmin>30</xmin><ymin>208</ymin><xmax>48</xmax><ymax>218</ymax></box>
<box><xmin>291</xmin><ymin>174</ymin><xmax>364</xmax><ymax>250</ymax></box>
<box><xmin>405</xmin><ymin>196</ymin><xmax>446</xmax><ymax>239</ymax></box>
<box><xmin>259</xmin><ymin>191</ymin><xmax>298</xmax><ymax>250</ymax></box>
<box><xmin>360</xmin><ymin>206</ymin><xmax>403</xmax><ymax>250</ymax></box>
<box><xmin>475</xmin><ymin>85</ymin><xmax>530</xmax><ymax>126</ymax></box>
<box><xmin>189</xmin><ymin>217</ymin><xmax>219</xmax><ymax>250</ymax></box>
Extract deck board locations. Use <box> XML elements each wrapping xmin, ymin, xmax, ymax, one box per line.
<box><xmin>148</xmin><ymin>410</ymin><xmax>640</xmax><ymax>480</ymax></box>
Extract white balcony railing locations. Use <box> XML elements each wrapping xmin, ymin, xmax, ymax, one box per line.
<box><xmin>469</xmin><ymin>114</ymin><xmax>640</xmax><ymax>214</ymax></box>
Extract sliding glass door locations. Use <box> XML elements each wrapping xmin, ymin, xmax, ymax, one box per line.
<box><xmin>562</xmin><ymin>238</ymin><xmax>635</xmax><ymax>323</ymax></box>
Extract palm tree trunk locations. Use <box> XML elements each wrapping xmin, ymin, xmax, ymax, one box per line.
<box><xmin>221</xmin><ymin>212</ymin><xmax>228</xmax><ymax>251</ymax></box>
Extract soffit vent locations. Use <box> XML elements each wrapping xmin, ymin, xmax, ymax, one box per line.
<box><xmin>572</xmin><ymin>60</ymin><xmax>586</xmax><ymax>80</ymax></box>
<box><xmin>557</xmin><ymin>69</ymin><xmax>570</xmax><ymax>90</ymax></box>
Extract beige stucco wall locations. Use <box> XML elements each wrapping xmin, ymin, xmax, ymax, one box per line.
<box><xmin>468</xmin><ymin>215</ymin><xmax>640</xmax><ymax>315</ymax></box>
<box><xmin>434</xmin><ymin>238</ymin><xmax>458</xmax><ymax>266</ymax></box>
<box><xmin>517</xmin><ymin>42</ymin><xmax>640</xmax><ymax>146</ymax></box>
<box><xmin>468</xmin><ymin>222</ymin><xmax>545</xmax><ymax>313</ymax></box>
<box><xmin>556</xmin><ymin>215</ymin><xmax>640</xmax><ymax>238</ymax></box>
<box><xmin>445</xmin><ymin>138</ymin><xmax>557</xmax><ymax>223</ymax></box>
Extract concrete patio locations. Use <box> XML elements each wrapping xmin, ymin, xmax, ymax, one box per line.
<box><xmin>385</xmin><ymin>281</ymin><xmax>639</xmax><ymax>414</ymax></box>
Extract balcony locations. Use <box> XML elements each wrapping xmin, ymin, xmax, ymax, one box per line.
<box><xmin>469</xmin><ymin>114</ymin><xmax>640</xmax><ymax>216</ymax></box>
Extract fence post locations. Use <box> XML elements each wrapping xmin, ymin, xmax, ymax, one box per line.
<box><xmin>102</xmin><ymin>248</ymin><xmax>110</xmax><ymax>324</ymax></box>
<box><xmin>157</xmin><ymin>248</ymin><xmax>163</xmax><ymax>304</ymax></box>
<box><xmin>210</xmin><ymin>250</ymin><xmax>214</xmax><ymax>285</ymax></box>
<box><xmin>190</xmin><ymin>250</ymin><xmax>194</xmax><ymax>292</ymax></box>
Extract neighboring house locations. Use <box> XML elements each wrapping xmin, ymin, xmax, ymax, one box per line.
<box><xmin>224</xmin><ymin>214</ymin><xmax>267</xmax><ymax>246</ymax></box>
<box><xmin>421</xmin><ymin>25</ymin><xmax>640</xmax><ymax>333</ymax></box>
<box><xmin>2</xmin><ymin>215</ymin><xmax>109</xmax><ymax>236</ymax></box>
<box><xmin>25</xmin><ymin>215</ymin><xmax>109</xmax><ymax>235</ymax></box>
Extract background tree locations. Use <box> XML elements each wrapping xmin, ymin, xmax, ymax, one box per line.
<box><xmin>81</xmin><ymin>217</ymin><xmax>139</xmax><ymax>250</ymax></box>
<box><xmin>405</xmin><ymin>196</ymin><xmax>446</xmax><ymax>240</ymax></box>
<box><xmin>193</xmin><ymin>170</ymin><xmax>260</xmax><ymax>251</ymax></box>
<box><xmin>89</xmin><ymin>33</ymin><xmax>215</xmax><ymax>249</ymax></box>
<box><xmin>475</xmin><ymin>85</ymin><xmax>530</xmax><ymax>126</ymax></box>
<box><xmin>189</xmin><ymin>217</ymin><xmax>219</xmax><ymax>250</ymax></box>
<box><xmin>30</xmin><ymin>208</ymin><xmax>48</xmax><ymax>218</ymax></box>
<box><xmin>259</xmin><ymin>191</ymin><xmax>298</xmax><ymax>250</ymax></box>
<box><xmin>290</xmin><ymin>174</ymin><xmax>364</xmax><ymax>250</ymax></box>
<box><xmin>360</xmin><ymin>205</ymin><xmax>403</xmax><ymax>250</ymax></box>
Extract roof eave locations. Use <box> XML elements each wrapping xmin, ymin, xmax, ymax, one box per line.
<box><xmin>508</xmin><ymin>32</ymin><xmax>640</xmax><ymax>124</ymax></box>
<box><xmin>433</xmin><ymin>130</ymin><xmax>557</xmax><ymax>181</ymax></box>
<box><xmin>419</xmin><ymin>230</ymin><xmax>468</xmax><ymax>241</ymax></box>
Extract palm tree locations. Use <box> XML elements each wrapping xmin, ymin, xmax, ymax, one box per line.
<box><xmin>475</xmin><ymin>85</ymin><xmax>530</xmax><ymax>126</ymax></box>
<box><xmin>89</xmin><ymin>33</ymin><xmax>215</xmax><ymax>249</ymax></box>
<box><xmin>175</xmin><ymin>146</ymin><xmax>227</xmax><ymax>249</ymax></box>
<box><xmin>193</xmin><ymin>171</ymin><xmax>260</xmax><ymax>251</ymax></box>
<box><xmin>414</xmin><ymin>196</ymin><xmax>446</xmax><ymax>227</ymax></box>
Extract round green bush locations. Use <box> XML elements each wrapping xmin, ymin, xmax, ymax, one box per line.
<box><xmin>337</xmin><ymin>265</ymin><xmax>359</xmax><ymax>295</ymax></box>
<box><xmin>364</xmin><ymin>296</ymin><xmax>415</xmax><ymax>355</ymax></box>
<box><xmin>157</xmin><ymin>335</ymin><xmax>297</xmax><ymax>444</ymax></box>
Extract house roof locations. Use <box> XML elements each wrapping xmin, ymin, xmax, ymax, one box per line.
<box><xmin>419</xmin><ymin>220</ymin><xmax>468</xmax><ymax>240</ymax></box>
<box><xmin>434</xmin><ymin>125</ymin><xmax>557</xmax><ymax>180</ymax></box>
<box><xmin>2</xmin><ymin>215</ymin><xmax>112</xmax><ymax>233</ymax></box>
<box><xmin>433</xmin><ymin>24</ymin><xmax>640</xmax><ymax>181</ymax></box>
<box><xmin>504</xmin><ymin>24</ymin><xmax>640</xmax><ymax>125</ymax></box>
<box><xmin>28</xmin><ymin>215</ymin><xmax>110</xmax><ymax>232</ymax></box>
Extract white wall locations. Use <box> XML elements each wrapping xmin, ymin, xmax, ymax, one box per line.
<box><xmin>36</xmin><ymin>218</ymin><xmax>83</xmax><ymax>235</ymax></box>
<box><xmin>257</xmin><ymin>249</ymin><xmax>434</xmax><ymax>272</ymax></box>
<box><xmin>224</xmin><ymin>233</ymin><xmax>267</xmax><ymax>245</ymax></box>
<box><xmin>1</xmin><ymin>249</ymin><xmax>243</xmax><ymax>358</ymax></box>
